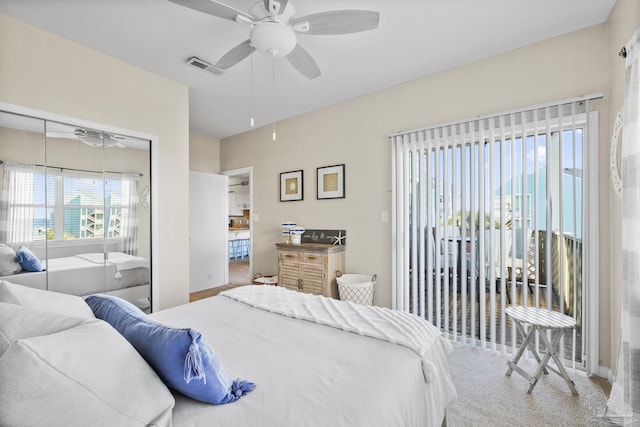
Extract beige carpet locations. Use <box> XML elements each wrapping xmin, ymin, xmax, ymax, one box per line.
<box><xmin>446</xmin><ymin>342</ymin><xmax>610</xmax><ymax>426</ymax></box>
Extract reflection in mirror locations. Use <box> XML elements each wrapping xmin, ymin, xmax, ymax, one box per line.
<box><xmin>0</xmin><ymin>111</ymin><xmax>47</xmax><ymax>291</ymax></box>
<box><xmin>0</xmin><ymin>111</ymin><xmax>151</xmax><ymax>312</ymax></box>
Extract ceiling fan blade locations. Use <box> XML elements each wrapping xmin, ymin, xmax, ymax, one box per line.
<box><xmin>277</xmin><ymin>0</ymin><xmax>289</xmax><ymax>14</ymax></box>
<box><xmin>215</xmin><ymin>40</ymin><xmax>256</xmax><ymax>70</ymax></box>
<box><xmin>45</xmin><ymin>131</ymin><xmax>78</xmax><ymax>139</ymax></box>
<box><xmin>293</xmin><ymin>10</ymin><xmax>380</xmax><ymax>35</ymax></box>
<box><xmin>168</xmin><ymin>0</ymin><xmax>252</xmax><ymax>22</ymax></box>
<box><xmin>286</xmin><ymin>44</ymin><xmax>321</xmax><ymax>80</ymax></box>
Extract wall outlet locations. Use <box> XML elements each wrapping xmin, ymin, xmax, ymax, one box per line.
<box><xmin>381</xmin><ymin>211</ymin><xmax>389</xmax><ymax>222</ymax></box>
<box><xmin>253</xmin><ymin>213</ymin><xmax>260</xmax><ymax>222</ymax></box>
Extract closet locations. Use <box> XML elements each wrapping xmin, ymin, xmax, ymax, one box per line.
<box><xmin>0</xmin><ymin>110</ymin><xmax>152</xmax><ymax>311</ymax></box>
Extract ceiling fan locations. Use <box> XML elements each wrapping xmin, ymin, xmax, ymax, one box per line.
<box><xmin>169</xmin><ymin>0</ymin><xmax>380</xmax><ymax>79</ymax></box>
<box><xmin>46</xmin><ymin>128</ymin><xmax>128</xmax><ymax>148</ymax></box>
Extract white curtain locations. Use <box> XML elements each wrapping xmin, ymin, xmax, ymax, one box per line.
<box><xmin>0</xmin><ymin>162</ymin><xmax>37</xmax><ymax>245</ymax></box>
<box><xmin>117</xmin><ymin>173</ymin><xmax>139</xmax><ymax>255</ymax></box>
<box><xmin>605</xmin><ymin>28</ymin><xmax>640</xmax><ymax>425</ymax></box>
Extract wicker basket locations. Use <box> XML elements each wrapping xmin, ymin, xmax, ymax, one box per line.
<box><xmin>336</xmin><ymin>271</ymin><xmax>376</xmax><ymax>305</ymax></box>
<box><xmin>253</xmin><ymin>273</ymin><xmax>278</xmax><ymax>286</ymax></box>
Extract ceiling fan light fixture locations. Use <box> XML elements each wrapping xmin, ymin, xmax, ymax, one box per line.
<box><xmin>78</xmin><ymin>135</ymin><xmax>103</xmax><ymax>147</ymax></box>
<box><xmin>75</xmin><ymin>130</ymin><xmax>123</xmax><ymax>148</ymax></box>
<box><xmin>250</xmin><ymin>21</ymin><xmax>296</xmax><ymax>57</ymax></box>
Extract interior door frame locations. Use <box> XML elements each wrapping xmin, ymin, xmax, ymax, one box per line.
<box><xmin>223</xmin><ymin>166</ymin><xmax>253</xmax><ymax>281</ymax></box>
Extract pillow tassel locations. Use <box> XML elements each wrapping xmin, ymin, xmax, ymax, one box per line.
<box><xmin>184</xmin><ymin>341</ymin><xmax>206</xmax><ymax>384</ymax></box>
<box><xmin>230</xmin><ymin>378</ymin><xmax>256</xmax><ymax>399</ymax></box>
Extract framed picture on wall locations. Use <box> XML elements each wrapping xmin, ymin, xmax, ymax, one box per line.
<box><xmin>317</xmin><ymin>164</ymin><xmax>345</xmax><ymax>200</ymax></box>
<box><xmin>280</xmin><ymin>170</ymin><xmax>303</xmax><ymax>202</ymax></box>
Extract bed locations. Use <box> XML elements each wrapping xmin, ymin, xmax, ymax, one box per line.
<box><xmin>0</xmin><ymin>251</ymin><xmax>150</xmax><ymax>305</ymax></box>
<box><xmin>0</xmin><ymin>283</ymin><xmax>457</xmax><ymax>427</ymax></box>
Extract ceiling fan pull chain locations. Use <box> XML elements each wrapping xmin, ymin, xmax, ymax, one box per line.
<box><xmin>272</xmin><ymin>54</ymin><xmax>277</xmax><ymax>142</ymax></box>
<box><xmin>250</xmin><ymin>54</ymin><xmax>254</xmax><ymax>127</ymax></box>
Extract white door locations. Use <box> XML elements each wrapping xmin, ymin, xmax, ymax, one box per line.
<box><xmin>189</xmin><ymin>171</ymin><xmax>228</xmax><ymax>292</ymax></box>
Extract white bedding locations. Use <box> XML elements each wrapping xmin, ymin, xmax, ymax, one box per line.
<box><xmin>149</xmin><ymin>286</ymin><xmax>457</xmax><ymax>427</ymax></box>
<box><xmin>0</xmin><ymin>252</ymin><xmax>149</xmax><ymax>297</ymax></box>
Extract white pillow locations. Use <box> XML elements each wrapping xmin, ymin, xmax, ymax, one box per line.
<box><xmin>0</xmin><ymin>320</ymin><xmax>175</xmax><ymax>427</ymax></box>
<box><xmin>0</xmin><ymin>302</ymin><xmax>88</xmax><ymax>356</ymax></box>
<box><xmin>0</xmin><ymin>280</ymin><xmax>94</xmax><ymax>318</ymax></box>
<box><xmin>0</xmin><ymin>244</ymin><xmax>21</xmax><ymax>276</ymax></box>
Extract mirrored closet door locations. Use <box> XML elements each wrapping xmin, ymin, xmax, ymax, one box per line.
<box><xmin>0</xmin><ymin>110</ymin><xmax>152</xmax><ymax>311</ymax></box>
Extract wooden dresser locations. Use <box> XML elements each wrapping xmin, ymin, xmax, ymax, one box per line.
<box><xmin>275</xmin><ymin>243</ymin><xmax>345</xmax><ymax>298</ymax></box>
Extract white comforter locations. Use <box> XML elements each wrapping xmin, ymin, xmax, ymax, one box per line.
<box><xmin>0</xmin><ymin>252</ymin><xmax>149</xmax><ymax>296</ymax></box>
<box><xmin>221</xmin><ymin>285</ymin><xmax>452</xmax><ymax>383</ymax></box>
<box><xmin>149</xmin><ymin>285</ymin><xmax>457</xmax><ymax>427</ymax></box>
<box><xmin>75</xmin><ymin>252</ymin><xmax>150</xmax><ymax>278</ymax></box>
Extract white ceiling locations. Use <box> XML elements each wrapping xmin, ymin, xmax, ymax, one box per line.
<box><xmin>0</xmin><ymin>0</ymin><xmax>615</xmax><ymax>140</ymax></box>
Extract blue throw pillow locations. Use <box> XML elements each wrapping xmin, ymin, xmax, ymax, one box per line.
<box><xmin>16</xmin><ymin>246</ymin><xmax>43</xmax><ymax>272</ymax></box>
<box><xmin>85</xmin><ymin>294</ymin><xmax>254</xmax><ymax>404</ymax></box>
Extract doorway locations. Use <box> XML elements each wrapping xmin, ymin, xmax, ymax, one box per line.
<box><xmin>224</xmin><ymin>167</ymin><xmax>252</xmax><ymax>285</ymax></box>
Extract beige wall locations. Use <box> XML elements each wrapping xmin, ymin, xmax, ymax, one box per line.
<box><xmin>0</xmin><ymin>15</ymin><xmax>191</xmax><ymax>310</ymax></box>
<box><xmin>605</xmin><ymin>0</ymin><xmax>640</xmax><ymax>376</ymax></box>
<box><xmin>189</xmin><ymin>132</ymin><xmax>220</xmax><ymax>173</ymax></box>
<box><xmin>221</xmin><ymin>23</ymin><xmax>618</xmax><ymax>367</ymax></box>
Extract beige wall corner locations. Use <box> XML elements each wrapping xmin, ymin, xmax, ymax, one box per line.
<box><xmin>189</xmin><ymin>132</ymin><xmax>220</xmax><ymax>173</ymax></box>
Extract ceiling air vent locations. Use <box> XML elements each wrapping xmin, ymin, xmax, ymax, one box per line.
<box><xmin>186</xmin><ymin>56</ymin><xmax>223</xmax><ymax>75</ymax></box>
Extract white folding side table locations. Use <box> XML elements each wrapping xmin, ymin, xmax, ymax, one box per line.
<box><xmin>505</xmin><ymin>306</ymin><xmax>578</xmax><ymax>395</ymax></box>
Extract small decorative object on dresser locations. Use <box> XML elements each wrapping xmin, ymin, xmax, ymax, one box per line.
<box><xmin>280</xmin><ymin>170</ymin><xmax>303</xmax><ymax>202</ymax></box>
<box><xmin>289</xmin><ymin>226</ymin><xmax>305</xmax><ymax>244</ymax></box>
<box><xmin>276</xmin><ymin>242</ymin><xmax>345</xmax><ymax>298</ymax></box>
<box><xmin>317</xmin><ymin>164</ymin><xmax>345</xmax><ymax>199</ymax></box>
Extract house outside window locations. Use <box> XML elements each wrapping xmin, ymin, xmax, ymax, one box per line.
<box><xmin>19</xmin><ymin>171</ymin><xmax>127</xmax><ymax>243</ymax></box>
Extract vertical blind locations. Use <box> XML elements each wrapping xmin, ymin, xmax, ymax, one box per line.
<box><xmin>390</xmin><ymin>96</ymin><xmax>599</xmax><ymax>363</ymax></box>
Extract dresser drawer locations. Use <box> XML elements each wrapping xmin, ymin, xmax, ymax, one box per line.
<box><xmin>279</xmin><ymin>250</ymin><xmax>300</xmax><ymax>262</ymax></box>
<box><xmin>301</xmin><ymin>252</ymin><xmax>324</xmax><ymax>264</ymax></box>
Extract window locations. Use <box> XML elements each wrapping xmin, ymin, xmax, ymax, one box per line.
<box><xmin>2</xmin><ymin>163</ymin><xmax>137</xmax><ymax>244</ymax></box>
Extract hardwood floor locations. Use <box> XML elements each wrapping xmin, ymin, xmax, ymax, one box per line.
<box><xmin>229</xmin><ymin>259</ymin><xmax>250</xmax><ymax>284</ymax></box>
<box><xmin>189</xmin><ymin>283</ymin><xmax>245</xmax><ymax>302</ymax></box>
<box><xmin>189</xmin><ymin>259</ymin><xmax>250</xmax><ymax>302</ymax></box>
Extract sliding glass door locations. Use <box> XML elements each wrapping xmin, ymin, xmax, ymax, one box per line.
<box><xmin>391</xmin><ymin>99</ymin><xmax>595</xmax><ymax>368</ymax></box>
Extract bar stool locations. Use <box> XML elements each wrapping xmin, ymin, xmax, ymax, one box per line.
<box><xmin>505</xmin><ymin>305</ymin><xmax>578</xmax><ymax>395</ymax></box>
<box><xmin>229</xmin><ymin>239</ymin><xmax>240</xmax><ymax>261</ymax></box>
<box><xmin>240</xmin><ymin>239</ymin><xmax>250</xmax><ymax>259</ymax></box>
